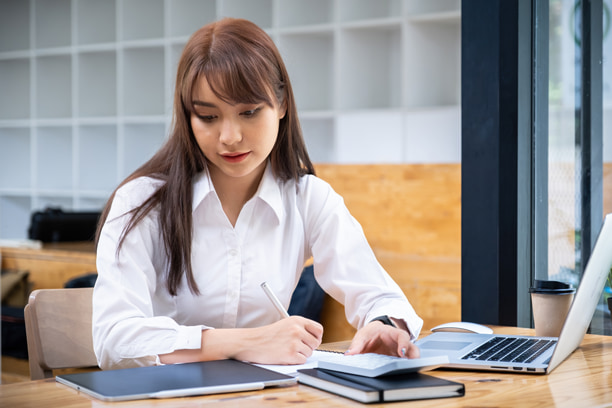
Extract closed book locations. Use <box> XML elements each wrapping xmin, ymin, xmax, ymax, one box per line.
<box><xmin>298</xmin><ymin>368</ymin><xmax>465</xmax><ymax>403</ymax></box>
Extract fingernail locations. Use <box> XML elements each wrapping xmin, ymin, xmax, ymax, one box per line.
<box><xmin>401</xmin><ymin>347</ymin><xmax>406</xmax><ymax>357</ymax></box>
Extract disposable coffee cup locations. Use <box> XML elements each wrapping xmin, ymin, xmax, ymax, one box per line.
<box><xmin>529</xmin><ymin>280</ymin><xmax>575</xmax><ymax>337</ymax></box>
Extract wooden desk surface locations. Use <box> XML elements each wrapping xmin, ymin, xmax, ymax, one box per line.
<box><xmin>1</xmin><ymin>242</ymin><xmax>96</xmax><ymax>291</ymax></box>
<box><xmin>1</xmin><ymin>326</ymin><xmax>611</xmax><ymax>407</ymax></box>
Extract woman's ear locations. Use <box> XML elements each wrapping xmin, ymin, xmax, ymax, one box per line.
<box><xmin>278</xmin><ymin>101</ymin><xmax>287</xmax><ymax>120</ymax></box>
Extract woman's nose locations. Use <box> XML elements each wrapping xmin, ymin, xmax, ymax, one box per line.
<box><xmin>219</xmin><ymin>119</ymin><xmax>241</xmax><ymax>145</ymax></box>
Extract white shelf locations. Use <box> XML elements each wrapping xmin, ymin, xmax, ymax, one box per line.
<box><xmin>278</xmin><ymin>32</ymin><xmax>334</xmax><ymax>111</ymax></box>
<box><xmin>78</xmin><ymin>125</ymin><xmax>117</xmax><ymax>191</ymax></box>
<box><xmin>168</xmin><ymin>0</ymin><xmax>217</xmax><ymax>38</ymax></box>
<box><xmin>121</xmin><ymin>123</ymin><xmax>167</xmax><ymax>179</ymax></box>
<box><xmin>121</xmin><ymin>0</ymin><xmax>164</xmax><ymax>41</ymax></box>
<box><xmin>0</xmin><ymin>0</ymin><xmax>29</xmax><ymax>53</ymax></box>
<box><xmin>36</xmin><ymin>55</ymin><xmax>72</xmax><ymax>118</ymax></box>
<box><xmin>220</xmin><ymin>0</ymin><xmax>273</xmax><ymax>28</ymax></box>
<box><xmin>78</xmin><ymin>51</ymin><xmax>117</xmax><ymax>117</ymax></box>
<box><xmin>35</xmin><ymin>0</ymin><xmax>72</xmax><ymax>49</ymax></box>
<box><xmin>0</xmin><ymin>58</ymin><xmax>30</xmax><ymax>120</ymax></box>
<box><xmin>302</xmin><ymin>118</ymin><xmax>335</xmax><ymax>163</ymax></box>
<box><xmin>0</xmin><ymin>196</ymin><xmax>32</xmax><ymax>240</ymax></box>
<box><xmin>122</xmin><ymin>47</ymin><xmax>165</xmax><ymax>116</ymax></box>
<box><xmin>277</xmin><ymin>0</ymin><xmax>333</xmax><ymax>27</ymax></box>
<box><xmin>36</xmin><ymin>126</ymin><xmax>73</xmax><ymax>190</ymax></box>
<box><xmin>338</xmin><ymin>25</ymin><xmax>402</xmax><ymax>110</ymax></box>
<box><xmin>0</xmin><ymin>127</ymin><xmax>30</xmax><ymax>190</ymax></box>
<box><xmin>76</xmin><ymin>0</ymin><xmax>116</xmax><ymax>45</ymax></box>
<box><xmin>338</xmin><ymin>0</ymin><xmax>403</xmax><ymax>22</ymax></box>
<box><xmin>0</xmin><ymin>0</ymin><xmax>461</xmax><ymax>239</ymax></box>
<box><xmin>336</xmin><ymin>111</ymin><xmax>404</xmax><ymax>163</ymax></box>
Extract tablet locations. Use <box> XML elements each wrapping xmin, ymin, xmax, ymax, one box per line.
<box><xmin>56</xmin><ymin>359</ymin><xmax>296</xmax><ymax>402</ymax></box>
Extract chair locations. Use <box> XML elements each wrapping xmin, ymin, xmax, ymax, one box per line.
<box><xmin>24</xmin><ymin>288</ymin><xmax>98</xmax><ymax>380</ymax></box>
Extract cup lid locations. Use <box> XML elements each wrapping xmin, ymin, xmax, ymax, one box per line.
<box><xmin>529</xmin><ymin>279</ymin><xmax>575</xmax><ymax>294</ymax></box>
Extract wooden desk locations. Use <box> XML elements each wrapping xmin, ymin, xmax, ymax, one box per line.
<box><xmin>1</xmin><ymin>327</ymin><xmax>610</xmax><ymax>407</ymax></box>
<box><xmin>0</xmin><ymin>242</ymin><xmax>96</xmax><ymax>291</ymax></box>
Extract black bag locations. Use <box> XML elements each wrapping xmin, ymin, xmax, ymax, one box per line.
<box><xmin>28</xmin><ymin>207</ymin><xmax>101</xmax><ymax>242</ymax></box>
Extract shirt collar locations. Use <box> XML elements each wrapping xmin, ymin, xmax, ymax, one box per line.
<box><xmin>192</xmin><ymin>162</ymin><xmax>284</xmax><ymax>223</ymax></box>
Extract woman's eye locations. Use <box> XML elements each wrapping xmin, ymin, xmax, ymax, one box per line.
<box><xmin>241</xmin><ymin>107</ymin><xmax>261</xmax><ymax>117</ymax></box>
<box><xmin>197</xmin><ymin>114</ymin><xmax>216</xmax><ymax>122</ymax></box>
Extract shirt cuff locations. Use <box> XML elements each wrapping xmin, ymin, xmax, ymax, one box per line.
<box><xmin>171</xmin><ymin>325</ymin><xmax>207</xmax><ymax>351</ymax></box>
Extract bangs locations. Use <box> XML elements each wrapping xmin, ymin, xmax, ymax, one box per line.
<box><xmin>183</xmin><ymin>38</ymin><xmax>280</xmax><ymax>113</ymax></box>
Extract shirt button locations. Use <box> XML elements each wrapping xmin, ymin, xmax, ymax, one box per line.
<box><xmin>229</xmin><ymin>249</ymin><xmax>238</xmax><ymax>257</ymax></box>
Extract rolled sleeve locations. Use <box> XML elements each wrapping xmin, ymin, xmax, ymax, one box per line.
<box><xmin>93</xmin><ymin>178</ymin><xmax>208</xmax><ymax>370</ymax></box>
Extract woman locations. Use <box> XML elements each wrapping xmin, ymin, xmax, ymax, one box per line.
<box><xmin>93</xmin><ymin>18</ymin><xmax>423</xmax><ymax>370</ymax></box>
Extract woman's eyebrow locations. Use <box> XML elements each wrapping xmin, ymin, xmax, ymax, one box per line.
<box><xmin>192</xmin><ymin>100</ymin><xmax>217</xmax><ymax>108</ymax></box>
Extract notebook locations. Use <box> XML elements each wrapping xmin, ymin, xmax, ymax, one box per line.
<box><xmin>416</xmin><ymin>213</ymin><xmax>612</xmax><ymax>374</ymax></box>
<box><xmin>297</xmin><ymin>368</ymin><xmax>464</xmax><ymax>403</ymax></box>
<box><xmin>56</xmin><ymin>359</ymin><xmax>296</xmax><ymax>402</ymax></box>
<box><xmin>255</xmin><ymin>349</ymin><xmax>448</xmax><ymax>377</ymax></box>
<box><xmin>314</xmin><ymin>350</ymin><xmax>448</xmax><ymax>377</ymax></box>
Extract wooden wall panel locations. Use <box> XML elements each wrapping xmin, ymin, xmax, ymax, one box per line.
<box><xmin>314</xmin><ymin>164</ymin><xmax>462</xmax><ymax>341</ymax></box>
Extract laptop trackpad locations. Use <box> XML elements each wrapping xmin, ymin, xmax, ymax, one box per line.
<box><xmin>420</xmin><ymin>341</ymin><xmax>472</xmax><ymax>351</ymax></box>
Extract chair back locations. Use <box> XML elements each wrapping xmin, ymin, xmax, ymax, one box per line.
<box><xmin>24</xmin><ymin>288</ymin><xmax>98</xmax><ymax>379</ymax></box>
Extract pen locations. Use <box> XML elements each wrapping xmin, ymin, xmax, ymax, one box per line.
<box><xmin>260</xmin><ymin>281</ymin><xmax>290</xmax><ymax>318</ymax></box>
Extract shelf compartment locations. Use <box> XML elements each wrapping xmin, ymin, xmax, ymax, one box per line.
<box><xmin>121</xmin><ymin>123</ymin><xmax>166</xmax><ymax>179</ymax></box>
<box><xmin>36</xmin><ymin>126</ymin><xmax>73</xmax><ymax>190</ymax></box>
<box><xmin>0</xmin><ymin>0</ymin><xmax>30</xmax><ymax>52</ymax></box>
<box><xmin>121</xmin><ymin>0</ymin><xmax>164</xmax><ymax>41</ymax></box>
<box><xmin>122</xmin><ymin>47</ymin><xmax>165</xmax><ymax>116</ymax></box>
<box><xmin>76</xmin><ymin>0</ymin><xmax>116</xmax><ymax>45</ymax></box>
<box><xmin>277</xmin><ymin>0</ymin><xmax>333</xmax><ymax>27</ymax></box>
<box><xmin>78</xmin><ymin>125</ymin><xmax>117</xmax><ymax>191</ymax></box>
<box><xmin>405</xmin><ymin>0</ymin><xmax>461</xmax><ymax>16</ymax></box>
<box><xmin>0</xmin><ymin>58</ymin><xmax>30</xmax><ymax>119</ymax></box>
<box><xmin>302</xmin><ymin>118</ymin><xmax>335</xmax><ymax>163</ymax></box>
<box><xmin>168</xmin><ymin>0</ymin><xmax>217</xmax><ymax>37</ymax></box>
<box><xmin>403</xmin><ymin>106</ymin><xmax>461</xmax><ymax>163</ymax></box>
<box><xmin>35</xmin><ymin>195</ymin><xmax>73</xmax><ymax>212</ymax></box>
<box><xmin>220</xmin><ymin>0</ymin><xmax>273</xmax><ymax>29</ymax></box>
<box><xmin>0</xmin><ymin>195</ymin><xmax>32</xmax><ymax>239</ymax></box>
<box><xmin>78</xmin><ymin>51</ymin><xmax>117</xmax><ymax>117</ymax></box>
<box><xmin>338</xmin><ymin>25</ymin><xmax>402</xmax><ymax>110</ymax></box>
<box><xmin>35</xmin><ymin>0</ymin><xmax>71</xmax><ymax>49</ymax></box>
<box><xmin>0</xmin><ymin>127</ymin><xmax>30</xmax><ymax>190</ymax></box>
<box><xmin>337</xmin><ymin>0</ymin><xmax>402</xmax><ymax>22</ymax></box>
<box><xmin>336</xmin><ymin>111</ymin><xmax>403</xmax><ymax>163</ymax></box>
<box><xmin>404</xmin><ymin>22</ymin><xmax>461</xmax><ymax>108</ymax></box>
<box><xmin>278</xmin><ymin>32</ymin><xmax>334</xmax><ymax>111</ymax></box>
<box><xmin>76</xmin><ymin>196</ymin><xmax>107</xmax><ymax>211</ymax></box>
<box><xmin>36</xmin><ymin>55</ymin><xmax>72</xmax><ymax>118</ymax></box>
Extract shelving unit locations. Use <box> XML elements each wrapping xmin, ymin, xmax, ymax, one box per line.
<box><xmin>0</xmin><ymin>0</ymin><xmax>461</xmax><ymax>239</ymax></box>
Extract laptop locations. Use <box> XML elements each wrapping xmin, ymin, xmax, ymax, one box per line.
<box><xmin>56</xmin><ymin>359</ymin><xmax>296</xmax><ymax>402</ymax></box>
<box><xmin>416</xmin><ymin>213</ymin><xmax>612</xmax><ymax>374</ymax></box>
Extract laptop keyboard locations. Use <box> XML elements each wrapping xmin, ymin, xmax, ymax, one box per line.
<box><xmin>461</xmin><ymin>337</ymin><xmax>557</xmax><ymax>363</ymax></box>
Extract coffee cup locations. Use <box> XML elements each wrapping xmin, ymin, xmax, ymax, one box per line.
<box><xmin>529</xmin><ymin>280</ymin><xmax>575</xmax><ymax>337</ymax></box>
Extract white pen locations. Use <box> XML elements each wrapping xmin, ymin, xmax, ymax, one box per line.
<box><xmin>260</xmin><ymin>281</ymin><xmax>290</xmax><ymax>318</ymax></box>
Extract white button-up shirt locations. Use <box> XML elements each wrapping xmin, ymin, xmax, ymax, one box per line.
<box><xmin>93</xmin><ymin>164</ymin><xmax>423</xmax><ymax>369</ymax></box>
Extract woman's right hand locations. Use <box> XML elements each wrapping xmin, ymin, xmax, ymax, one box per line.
<box><xmin>230</xmin><ymin>316</ymin><xmax>324</xmax><ymax>364</ymax></box>
<box><xmin>167</xmin><ymin>316</ymin><xmax>323</xmax><ymax>366</ymax></box>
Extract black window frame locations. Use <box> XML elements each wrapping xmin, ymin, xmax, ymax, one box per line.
<box><xmin>461</xmin><ymin>0</ymin><xmax>603</xmax><ymax>327</ymax></box>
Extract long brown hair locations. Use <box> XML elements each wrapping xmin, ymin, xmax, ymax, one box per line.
<box><xmin>96</xmin><ymin>18</ymin><xmax>315</xmax><ymax>296</ymax></box>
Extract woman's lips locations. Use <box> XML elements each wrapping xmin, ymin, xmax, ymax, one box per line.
<box><xmin>221</xmin><ymin>152</ymin><xmax>250</xmax><ymax>163</ymax></box>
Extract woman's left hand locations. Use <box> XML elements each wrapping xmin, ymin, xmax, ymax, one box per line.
<box><xmin>345</xmin><ymin>319</ymin><xmax>420</xmax><ymax>359</ymax></box>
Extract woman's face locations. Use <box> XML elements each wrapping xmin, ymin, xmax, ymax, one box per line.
<box><xmin>190</xmin><ymin>77</ymin><xmax>285</xmax><ymax>185</ymax></box>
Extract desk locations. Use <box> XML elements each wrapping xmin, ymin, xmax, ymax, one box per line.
<box><xmin>1</xmin><ymin>326</ymin><xmax>611</xmax><ymax>407</ymax></box>
<box><xmin>0</xmin><ymin>242</ymin><xmax>96</xmax><ymax>291</ymax></box>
